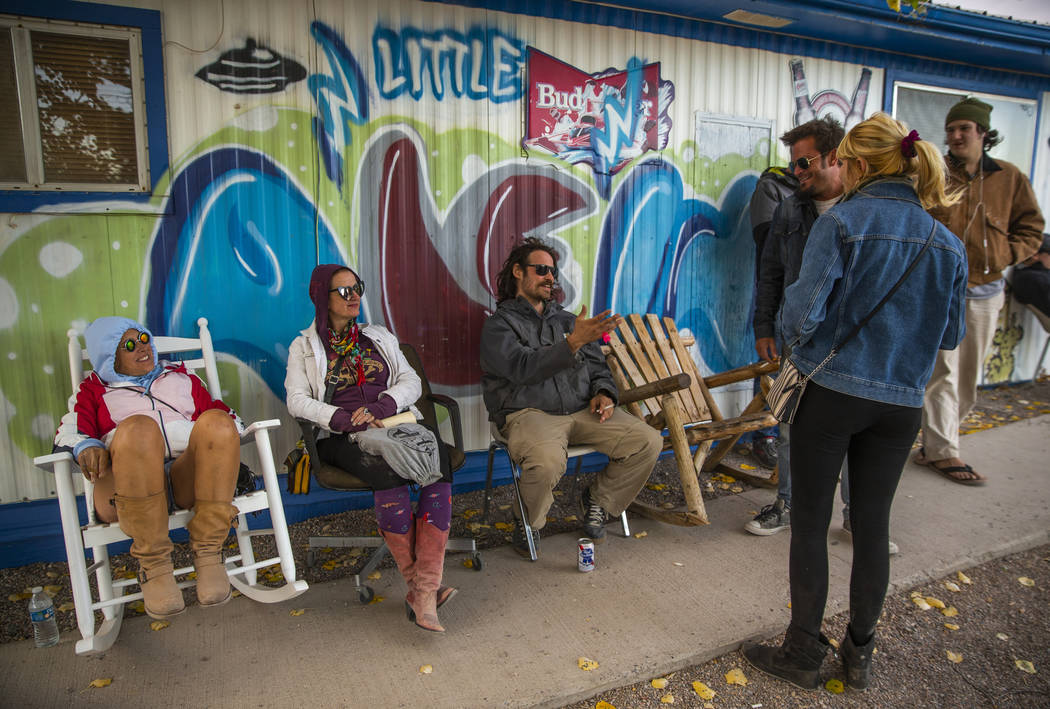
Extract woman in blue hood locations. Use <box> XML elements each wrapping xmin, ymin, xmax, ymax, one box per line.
<box><xmin>286</xmin><ymin>265</ymin><xmax>455</xmax><ymax>632</ymax></box>
<box><xmin>55</xmin><ymin>316</ymin><xmax>243</xmax><ymax>620</ymax></box>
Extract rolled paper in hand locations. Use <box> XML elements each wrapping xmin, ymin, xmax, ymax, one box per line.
<box><xmin>379</xmin><ymin>411</ymin><xmax>417</xmax><ymax>427</ymax></box>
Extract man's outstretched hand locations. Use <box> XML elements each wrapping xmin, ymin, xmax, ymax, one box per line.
<box><xmin>567</xmin><ymin>305</ymin><xmax>623</xmax><ymax>353</ymax></box>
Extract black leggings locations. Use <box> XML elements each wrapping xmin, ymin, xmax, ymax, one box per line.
<box><xmin>316</xmin><ymin>422</ymin><xmax>452</xmax><ymax>490</ymax></box>
<box><xmin>788</xmin><ymin>382</ymin><xmax>921</xmax><ymax>642</ymax></box>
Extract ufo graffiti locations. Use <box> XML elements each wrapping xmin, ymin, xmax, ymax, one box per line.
<box><xmin>196</xmin><ymin>38</ymin><xmax>307</xmax><ymax>94</ymax></box>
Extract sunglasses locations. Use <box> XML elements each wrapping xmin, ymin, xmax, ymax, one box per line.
<box><xmin>122</xmin><ymin>331</ymin><xmax>151</xmax><ymax>352</ymax></box>
<box><xmin>525</xmin><ymin>263</ymin><xmax>558</xmax><ymax>278</ymax></box>
<box><xmin>788</xmin><ymin>152</ymin><xmax>827</xmax><ymax>172</ymax></box>
<box><xmin>330</xmin><ymin>281</ymin><xmax>365</xmax><ymax>300</ymax></box>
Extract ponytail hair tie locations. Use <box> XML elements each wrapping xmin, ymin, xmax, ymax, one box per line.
<box><xmin>900</xmin><ymin>129</ymin><xmax>920</xmax><ymax>158</ymax></box>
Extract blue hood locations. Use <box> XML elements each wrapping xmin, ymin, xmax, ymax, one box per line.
<box><xmin>84</xmin><ymin>316</ymin><xmax>163</xmax><ymax>387</ymax></box>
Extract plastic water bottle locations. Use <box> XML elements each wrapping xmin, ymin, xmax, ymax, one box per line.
<box><xmin>28</xmin><ymin>587</ymin><xmax>59</xmax><ymax>648</ymax></box>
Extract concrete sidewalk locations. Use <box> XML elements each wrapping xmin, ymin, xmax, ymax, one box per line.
<box><xmin>2</xmin><ymin>416</ymin><xmax>1048</xmax><ymax>709</ymax></box>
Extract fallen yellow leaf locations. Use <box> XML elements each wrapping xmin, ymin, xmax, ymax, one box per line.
<box><xmin>957</xmin><ymin>571</ymin><xmax>972</xmax><ymax>585</ymax></box>
<box><xmin>461</xmin><ymin>508</ymin><xmax>480</xmax><ymax>519</ymax></box>
<box><xmin>149</xmin><ymin>620</ymin><xmax>170</xmax><ymax>631</ymax></box>
<box><xmin>691</xmin><ymin>681</ymin><xmax>715</xmax><ymax>700</ymax></box>
<box><xmin>739</xmin><ymin>464</ymin><xmax>756</xmax><ymax>471</ymax></box>
<box><xmin>1018</xmin><ymin>576</ymin><xmax>1035</xmax><ymax>587</ymax></box>
<box><xmin>646</xmin><ymin>483</ymin><xmax>667</xmax><ymax>491</ymax></box>
<box><xmin>494</xmin><ymin>522</ymin><xmax>514</xmax><ymax>532</ymax></box>
<box><xmin>730</xmin><ymin>485</ymin><xmax>744</xmax><ymax>493</ymax></box>
<box><xmin>944</xmin><ymin>581</ymin><xmax>961</xmax><ymax>592</ymax></box>
<box><xmin>57</xmin><ymin>602</ymin><xmax>75</xmax><ymax>612</ymax></box>
<box><xmin>578</xmin><ymin>657</ymin><xmax>599</xmax><ymax>671</ymax></box>
<box><xmin>926</xmin><ymin>596</ymin><xmax>946</xmax><ymax>609</ymax></box>
<box><xmin>7</xmin><ymin>593</ymin><xmax>31</xmax><ymax>602</ymax></box>
<box><xmin>946</xmin><ymin>650</ymin><xmax>963</xmax><ymax>664</ymax></box>
<box><xmin>825</xmin><ymin>678</ymin><xmax>845</xmax><ymax>694</ymax></box>
<box><xmin>46</xmin><ymin>571</ymin><xmax>60</xmax><ymax>579</ymax></box>
<box><xmin>1015</xmin><ymin>659</ymin><xmax>1036</xmax><ymax>674</ymax></box>
<box><xmin>711</xmin><ymin>473</ymin><xmax>736</xmax><ymax>483</ymax></box>
<box><xmin>368</xmin><ymin>595</ymin><xmax>385</xmax><ymax>605</ymax></box>
<box><xmin>944</xmin><ymin>623</ymin><xmax>959</xmax><ymax>631</ymax></box>
<box><xmin>290</xmin><ymin>608</ymin><xmax>305</xmax><ymax>616</ymax></box>
<box><xmin>87</xmin><ymin>678</ymin><xmax>112</xmax><ymax>689</ymax></box>
<box><xmin>828</xmin><ymin>637</ymin><xmax>840</xmax><ymax>649</ymax></box>
<box><xmin>911</xmin><ymin>596</ymin><xmax>932</xmax><ymax>610</ymax></box>
<box><xmin>659</xmin><ymin>694</ymin><xmax>674</xmax><ymax>704</ymax></box>
<box><xmin>724</xmin><ymin>668</ymin><xmax>747</xmax><ymax>686</ymax></box>
<box><xmin>419</xmin><ymin>664</ymin><xmax>433</xmax><ymax>674</ymax></box>
<box><xmin>633</xmin><ymin>531</ymin><xmax>648</xmax><ymax>539</ymax></box>
<box><xmin>129</xmin><ymin>601</ymin><xmax>145</xmax><ymax>614</ymax></box>
<box><xmin>595</xmin><ymin>702</ymin><xmax>617</xmax><ymax>709</ymax></box>
<box><xmin>367</xmin><ymin>570</ymin><xmax>382</xmax><ymax>581</ymax></box>
<box><xmin>997</xmin><ymin>632</ymin><xmax>1009</xmax><ymax>641</ymax></box>
<box><xmin>43</xmin><ymin>585</ymin><xmax>62</xmax><ymax>596</ymax></box>
<box><xmin>564</xmin><ymin>515</ymin><xmax>578</xmax><ymax>523</ymax></box>
<box><xmin>462</xmin><ymin>558</ymin><xmax>474</xmax><ymax>569</ymax></box>
<box><xmin>941</xmin><ymin>606</ymin><xmax>959</xmax><ymax>617</ymax></box>
<box><xmin>651</xmin><ymin>677</ymin><xmax>668</xmax><ymax>689</ymax></box>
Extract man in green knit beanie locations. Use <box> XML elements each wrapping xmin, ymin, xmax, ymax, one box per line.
<box><xmin>916</xmin><ymin>96</ymin><xmax>1044</xmax><ymax>485</ymax></box>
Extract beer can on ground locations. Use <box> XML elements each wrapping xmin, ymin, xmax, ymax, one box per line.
<box><xmin>578</xmin><ymin>538</ymin><xmax>595</xmax><ymax>572</ymax></box>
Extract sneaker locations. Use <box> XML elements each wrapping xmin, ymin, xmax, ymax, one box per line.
<box><xmin>753</xmin><ymin>436</ymin><xmax>778</xmax><ymax>469</ymax></box>
<box><xmin>744</xmin><ymin>499</ymin><xmax>790</xmax><ymax>536</ymax></box>
<box><xmin>511</xmin><ymin>521</ymin><xmax>539</xmax><ymax>559</ymax></box>
<box><xmin>843</xmin><ymin>517</ymin><xmax>899</xmax><ymax>556</ymax></box>
<box><xmin>579</xmin><ymin>487</ymin><xmax>608</xmax><ymax>544</ymax></box>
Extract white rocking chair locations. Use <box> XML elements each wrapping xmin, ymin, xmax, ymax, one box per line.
<box><xmin>34</xmin><ymin>317</ymin><xmax>308</xmax><ymax>655</ymax></box>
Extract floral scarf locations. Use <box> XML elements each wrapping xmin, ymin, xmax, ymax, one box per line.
<box><xmin>327</xmin><ymin>322</ymin><xmax>365</xmax><ymax>386</ymax></box>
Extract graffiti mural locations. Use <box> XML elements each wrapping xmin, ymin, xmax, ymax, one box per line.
<box><xmin>523</xmin><ymin>49</ymin><xmax>674</xmax><ymax>199</ymax></box>
<box><xmin>0</xmin><ymin>1</ymin><xmax>895</xmax><ymax>503</ymax></box>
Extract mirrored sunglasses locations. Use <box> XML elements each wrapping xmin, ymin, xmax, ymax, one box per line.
<box><xmin>787</xmin><ymin>152</ymin><xmax>826</xmax><ymax>172</ymax></box>
<box><xmin>122</xmin><ymin>331</ymin><xmax>151</xmax><ymax>352</ymax></box>
<box><xmin>525</xmin><ymin>263</ymin><xmax>558</xmax><ymax>278</ymax></box>
<box><xmin>330</xmin><ymin>282</ymin><xmax>365</xmax><ymax>300</ymax></box>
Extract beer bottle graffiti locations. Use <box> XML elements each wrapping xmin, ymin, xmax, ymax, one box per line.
<box><xmin>790</xmin><ymin>59</ymin><xmax>816</xmax><ymax>126</ymax></box>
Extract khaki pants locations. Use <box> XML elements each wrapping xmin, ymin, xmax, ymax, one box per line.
<box><xmin>501</xmin><ymin>407</ymin><xmax>663</xmax><ymax>529</ymax></box>
<box><xmin>921</xmin><ymin>291</ymin><xmax>1005</xmax><ymax>460</ymax></box>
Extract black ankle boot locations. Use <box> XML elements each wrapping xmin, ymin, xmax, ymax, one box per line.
<box><xmin>743</xmin><ymin>626</ymin><xmax>830</xmax><ymax>690</ymax></box>
<box><xmin>841</xmin><ymin>627</ymin><xmax>874</xmax><ymax>689</ymax></box>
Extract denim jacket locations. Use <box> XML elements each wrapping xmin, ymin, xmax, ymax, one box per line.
<box><xmin>778</xmin><ymin>177</ymin><xmax>968</xmax><ymax>407</ymax></box>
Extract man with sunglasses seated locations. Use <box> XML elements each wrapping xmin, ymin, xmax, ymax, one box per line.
<box><xmin>480</xmin><ymin>238</ymin><xmax>663</xmax><ymax>557</ymax></box>
<box><xmin>55</xmin><ymin>317</ymin><xmax>244</xmax><ymax>620</ymax></box>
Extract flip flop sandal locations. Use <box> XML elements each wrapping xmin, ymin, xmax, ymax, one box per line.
<box><xmin>927</xmin><ymin>461</ymin><xmax>987</xmax><ymax>486</ymax></box>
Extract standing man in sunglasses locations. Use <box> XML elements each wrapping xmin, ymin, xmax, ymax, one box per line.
<box><xmin>480</xmin><ymin>237</ymin><xmax>663</xmax><ymax>557</ymax></box>
<box><xmin>747</xmin><ymin>116</ymin><xmax>846</xmax><ymax>536</ymax></box>
<box><xmin>915</xmin><ymin>97</ymin><xmax>1044</xmax><ymax>485</ymax></box>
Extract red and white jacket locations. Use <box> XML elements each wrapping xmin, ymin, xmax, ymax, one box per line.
<box><xmin>55</xmin><ymin>362</ymin><xmax>241</xmax><ymax>459</ymax></box>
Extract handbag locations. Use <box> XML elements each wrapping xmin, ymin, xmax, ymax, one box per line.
<box><xmin>767</xmin><ymin>221</ymin><xmax>937</xmax><ymax>423</ymax></box>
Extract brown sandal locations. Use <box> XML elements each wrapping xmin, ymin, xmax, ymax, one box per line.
<box><xmin>915</xmin><ymin>449</ymin><xmax>986</xmax><ymax>486</ymax></box>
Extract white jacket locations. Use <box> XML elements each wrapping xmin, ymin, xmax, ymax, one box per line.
<box><xmin>285</xmin><ymin>322</ymin><xmax>421</xmax><ymax>434</ymax></box>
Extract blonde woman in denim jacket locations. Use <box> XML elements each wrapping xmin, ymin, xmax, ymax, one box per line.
<box><xmin>745</xmin><ymin>113</ymin><xmax>967</xmax><ymax>691</ymax></box>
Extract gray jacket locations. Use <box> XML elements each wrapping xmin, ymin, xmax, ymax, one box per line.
<box><xmin>480</xmin><ymin>296</ymin><xmax>618</xmax><ymax>427</ymax></box>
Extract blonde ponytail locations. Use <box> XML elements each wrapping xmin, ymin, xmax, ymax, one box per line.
<box><xmin>837</xmin><ymin>112</ymin><xmax>960</xmax><ymax>211</ymax></box>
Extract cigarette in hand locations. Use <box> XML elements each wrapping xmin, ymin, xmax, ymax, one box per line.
<box><xmin>600</xmin><ymin>404</ymin><xmax>614</xmax><ymax>412</ymax></box>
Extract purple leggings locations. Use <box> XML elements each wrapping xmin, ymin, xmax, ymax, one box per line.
<box><xmin>374</xmin><ymin>482</ymin><xmax>451</xmax><ymax>533</ymax></box>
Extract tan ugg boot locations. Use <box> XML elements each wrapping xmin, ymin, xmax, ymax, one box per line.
<box><xmin>114</xmin><ymin>492</ymin><xmax>185</xmax><ymax>620</ymax></box>
<box><xmin>407</xmin><ymin>517</ymin><xmax>450</xmax><ymax>633</ymax></box>
<box><xmin>187</xmin><ymin>500</ymin><xmax>238</xmax><ymax>607</ymax></box>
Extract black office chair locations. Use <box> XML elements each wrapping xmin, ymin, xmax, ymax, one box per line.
<box><xmin>301</xmin><ymin>343</ymin><xmax>481</xmax><ymax>602</ymax></box>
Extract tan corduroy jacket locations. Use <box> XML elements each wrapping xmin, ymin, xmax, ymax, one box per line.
<box><xmin>930</xmin><ymin>153</ymin><xmax>1045</xmax><ymax>287</ymax></box>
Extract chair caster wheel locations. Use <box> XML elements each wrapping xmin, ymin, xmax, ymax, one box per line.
<box><xmin>358</xmin><ymin>586</ymin><xmax>374</xmax><ymax>604</ymax></box>
<box><xmin>471</xmin><ymin>553</ymin><xmax>483</xmax><ymax>571</ymax></box>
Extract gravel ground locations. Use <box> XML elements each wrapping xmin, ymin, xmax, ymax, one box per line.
<box><xmin>2</xmin><ymin>379</ymin><xmax>1048</xmax><ymax>708</ymax></box>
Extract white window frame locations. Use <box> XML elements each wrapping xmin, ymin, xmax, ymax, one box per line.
<box><xmin>1</xmin><ymin>15</ymin><xmax>150</xmax><ymax>192</ymax></box>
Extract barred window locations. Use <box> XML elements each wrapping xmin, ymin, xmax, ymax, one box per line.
<box><xmin>0</xmin><ymin>16</ymin><xmax>149</xmax><ymax>192</ymax></box>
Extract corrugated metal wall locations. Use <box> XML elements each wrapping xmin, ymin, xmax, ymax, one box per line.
<box><xmin>0</xmin><ymin>0</ymin><xmax>1039</xmax><ymax>503</ymax></box>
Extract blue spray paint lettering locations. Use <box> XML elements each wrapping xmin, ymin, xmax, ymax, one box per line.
<box><xmin>373</xmin><ymin>25</ymin><xmax>524</xmax><ymax>103</ymax></box>
<box><xmin>308</xmin><ymin>21</ymin><xmax>369</xmax><ymax>190</ymax></box>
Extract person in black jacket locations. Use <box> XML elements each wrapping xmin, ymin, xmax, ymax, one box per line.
<box><xmin>480</xmin><ymin>238</ymin><xmax>663</xmax><ymax>557</ymax></box>
<box><xmin>1012</xmin><ymin>234</ymin><xmax>1050</xmax><ymax>318</ymax></box>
